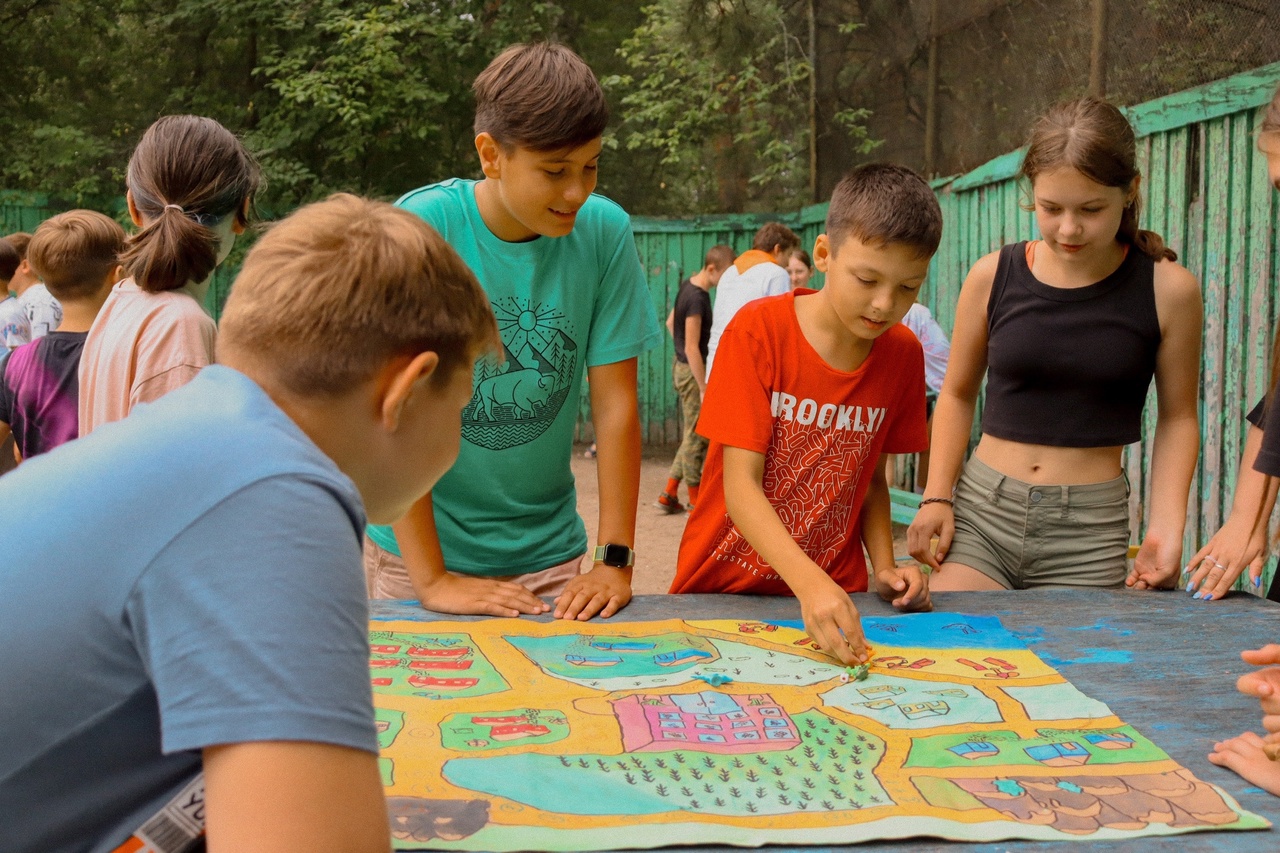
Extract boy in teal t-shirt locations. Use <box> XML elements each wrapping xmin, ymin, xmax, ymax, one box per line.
<box><xmin>364</xmin><ymin>42</ymin><xmax>662</xmax><ymax>621</ymax></box>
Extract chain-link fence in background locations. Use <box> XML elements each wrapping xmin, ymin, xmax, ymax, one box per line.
<box><xmin>814</xmin><ymin>0</ymin><xmax>1280</xmax><ymax>192</ymax></box>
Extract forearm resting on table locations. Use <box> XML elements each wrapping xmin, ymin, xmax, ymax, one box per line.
<box><xmin>589</xmin><ymin>360</ymin><xmax>641</xmax><ymax>553</ymax></box>
<box><xmin>391</xmin><ymin>493</ymin><xmax>449</xmax><ymax>601</ymax></box>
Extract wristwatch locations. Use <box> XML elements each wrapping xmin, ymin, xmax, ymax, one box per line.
<box><xmin>593</xmin><ymin>543</ymin><xmax>636</xmax><ymax>568</ymax></box>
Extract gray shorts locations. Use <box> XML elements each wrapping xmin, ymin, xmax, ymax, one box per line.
<box><xmin>946</xmin><ymin>455</ymin><xmax>1131</xmax><ymax>589</ymax></box>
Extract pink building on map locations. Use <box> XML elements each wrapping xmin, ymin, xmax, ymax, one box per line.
<box><xmin>614</xmin><ymin>691</ymin><xmax>799</xmax><ymax>753</ymax></box>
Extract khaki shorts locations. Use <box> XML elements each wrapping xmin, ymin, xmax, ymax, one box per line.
<box><xmin>946</xmin><ymin>455</ymin><xmax>1131</xmax><ymax>590</ymax></box>
<box><xmin>363</xmin><ymin>537</ymin><xmax>583</xmax><ymax>600</ymax></box>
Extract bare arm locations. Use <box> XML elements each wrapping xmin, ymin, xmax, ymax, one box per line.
<box><xmin>1128</xmin><ymin>262</ymin><xmax>1203</xmax><ymax>590</ymax></box>
<box><xmin>683</xmin><ymin>314</ymin><xmax>707</xmax><ymax>391</ymax></box>
<box><xmin>204</xmin><ymin>742</ymin><xmax>390</xmax><ymax>853</ymax></box>
<box><xmin>555</xmin><ymin>359</ymin><xmax>641</xmax><ymax>620</ymax></box>
<box><xmin>907</xmin><ymin>252</ymin><xmax>998</xmax><ymax>569</ymax></box>
<box><xmin>722</xmin><ymin>445</ymin><xmax>868</xmax><ymax>665</ymax></box>
<box><xmin>665</xmin><ymin>308</ymin><xmax>675</xmax><ymax>338</ymax></box>
<box><xmin>1188</xmin><ymin>425</ymin><xmax>1276</xmax><ymax>598</ymax></box>
<box><xmin>861</xmin><ymin>457</ymin><xmax>931</xmax><ymax>611</ymax></box>
<box><xmin>392</xmin><ymin>494</ymin><xmax>548</xmax><ymax>617</ymax></box>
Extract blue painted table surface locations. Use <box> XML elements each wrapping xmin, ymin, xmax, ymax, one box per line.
<box><xmin>369</xmin><ymin>589</ymin><xmax>1280</xmax><ymax>852</ymax></box>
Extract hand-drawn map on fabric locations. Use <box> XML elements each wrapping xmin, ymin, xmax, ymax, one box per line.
<box><xmin>368</xmin><ymin>613</ymin><xmax>1267</xmax><ymax>850</ymax></box>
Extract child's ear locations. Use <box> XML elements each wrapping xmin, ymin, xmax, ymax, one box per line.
<box><xmin>102</xmin><ymin>265</ymin><xmax>123</xmax><ymax>290</ymax></box>
<box><xmin>125</xmin><ymin>190</ymin><xmax>144</xmax><ymax>227</ymax></box>
<box><xmin>379</xmin><ymin>352</ymin><xmax>441</xmax><ymax>432</ymax></box>
<box><xmin>475</xmin><ymin>133</ymin><xmax>503</xmax><ymax>179</ymax></box>
<box><xmin>812</xmin><ymin>234</ymin><xmax>831</xmax><ymax>273</ymax></box>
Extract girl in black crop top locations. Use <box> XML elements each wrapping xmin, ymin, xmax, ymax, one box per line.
<box><xmin>907</xmin><ymin>97</ymin><xmax>1203</xmax><ymax>592</ymax></box>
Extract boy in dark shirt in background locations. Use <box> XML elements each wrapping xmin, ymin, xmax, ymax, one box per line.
<box><xmin>0</xmin><ymin>211</ymin><xmax>124</xmax><ymax>459</ymax></box>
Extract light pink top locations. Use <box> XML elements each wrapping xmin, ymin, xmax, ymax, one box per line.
<box><xmin>78</xmin><ymin>279</ymin><xmax>216</xmax><ymax>436</ymax></box>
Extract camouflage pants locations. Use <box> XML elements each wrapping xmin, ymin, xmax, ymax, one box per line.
<box><xmin>668</xmin><ymin>358</ymin><xmax>709</xmax><ymax>485</ymax></box>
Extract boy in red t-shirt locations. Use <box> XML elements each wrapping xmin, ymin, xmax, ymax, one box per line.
<box><xmin>671</xmin><ymin>163</ymin><xmax>943</xmax><ymax>666</ymax></box>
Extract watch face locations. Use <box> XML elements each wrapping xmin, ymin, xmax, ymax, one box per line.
<box><xmin>598</xmin><ymin>544</ymin><xmax>634</xmax><ymax>567</ymax></box>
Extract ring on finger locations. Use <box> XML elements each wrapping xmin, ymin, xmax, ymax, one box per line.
<box><xmin>1212</xmin><ymin>561</ymin><xmax>1226</xmax><ymax>569</ymax></box>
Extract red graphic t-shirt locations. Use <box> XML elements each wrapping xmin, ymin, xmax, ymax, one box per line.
<box><xmin>671</xmin><ymin>290</ymin><xmax>928</xmax><ymax>595</ymax></box>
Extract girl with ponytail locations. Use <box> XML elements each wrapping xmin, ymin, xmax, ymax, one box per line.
<box><xmin>909</xmin><ymin>96</ymin><xmax>1204</xmax><ymax>592</ymax></box>
<box><xmin>78</xmin><ymin>115</ymin><xmax>261</xmax><ymax>435</ymax></box>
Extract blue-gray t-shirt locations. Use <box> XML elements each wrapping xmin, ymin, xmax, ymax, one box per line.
<box><xmin>366</xmin><ymin>179</ymin><xmax>662</xmax><ymax>575</ymax></box>
<box><xmin>0</xmin><ymin>366</ymin><xmax>377</xmax><ymax>853</ymax></box>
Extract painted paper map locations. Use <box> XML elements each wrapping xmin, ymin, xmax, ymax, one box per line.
<box><xmin>368</xmin><ymin>613</ymin><xmax>1267</xmax><ymax>849</ymax></box>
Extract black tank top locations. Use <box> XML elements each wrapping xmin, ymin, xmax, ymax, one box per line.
<box><xmin>981</xmin><ymin>241</ymin><xmax>1161</xmax><ymax>447</ymax></box>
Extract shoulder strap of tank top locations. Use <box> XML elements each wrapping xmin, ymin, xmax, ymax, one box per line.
<box><xmin>987</xmin><ymin>242</ymin><xmax>1024</xmax><ymax>322</ymax></box>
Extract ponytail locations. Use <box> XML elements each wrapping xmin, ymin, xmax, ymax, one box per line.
<box><xmin>121</xmin><ymin>115</ymin><xmax>261</xmax><ymax>293</ymax></box>
<box><xmin>120</xmin><ymin>206</ymin><xmax>221</xmax><ymax>293</ymax></box>
<box><xmin>1117</xmin><ymin>198</ymin><xmax>1176</xmax><ymax>262</ymax></box>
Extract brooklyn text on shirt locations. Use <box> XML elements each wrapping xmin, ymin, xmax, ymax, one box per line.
<box><xmin>770</xmin><ymin>391</ymin><xmax>886</xmax><ymax>433</ymax></box>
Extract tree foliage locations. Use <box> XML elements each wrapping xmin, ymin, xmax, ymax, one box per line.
<box><xmin>0</xmin><ymin>0</ymin><xmax>872</xmax><ymax>216</ymax></box>
<box><xmin>609</xmin><ymin>0</ymin><xmax>824</xmax><ymax>214</ymax></box>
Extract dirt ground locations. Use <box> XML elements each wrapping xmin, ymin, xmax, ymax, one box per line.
<box><xmin>571</xmin><ymin>444</ymin><xmax>912</xmax><ymax>594</ymax></box>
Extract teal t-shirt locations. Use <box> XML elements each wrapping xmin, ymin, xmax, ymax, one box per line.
<box><xmin>366</xmin><ymin>179</ymin><xmax>662</xmax><ymax>575</ymax></box>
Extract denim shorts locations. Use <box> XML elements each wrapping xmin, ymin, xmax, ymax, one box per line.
<box><xmin>946</xmin><ymin>455</ymin><xmax>1131</xmax><ymax>589</ymax></box>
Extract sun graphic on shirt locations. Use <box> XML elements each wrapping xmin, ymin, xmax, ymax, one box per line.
<box><xmin>492</xmin><ymin>297</ymin><xmax>566</xmax><ymax>356</ymax></box>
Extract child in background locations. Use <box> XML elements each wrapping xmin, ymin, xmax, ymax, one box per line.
<box><xmin>657</xmin><ymin>243</ymin><xmax>735</xmax><ymax>513</ymax></box>
<box><xmin>0</xmin><ymin>194</ymin><xmax>499</xmax><ymax>853</ymax></box>
<box><xmin>0</xmin><ymin>238</ymin><xmax>33</xmax><ymax>350</ymax></box>
<box><xmin>909</xmin><ymin>97</ymin><xmax>1202</xmax><ymax>592</ymax></box>
<box><xmin>2</xmin><ymin>232</ymin><xmax>63</xmax><ymax>338</ymax></box>
<box><xmin>671</xmin><ymin>164</ymin><xmax>939</xmax><ymax>665</ymax></box>
<box><xmin>705</xmin><ymin>221</ymin><xmax>799</xmax><ymax>377</ymax></box>
<box><xmin>78</xmin><ymin>114</ymin><xmax>261</xmax><ymax>436</ymax></box>
<box><xmin>0</xmin><ymin>211</ymin><xmax>124</xmax><ymax>460</ymax></box>
<box><xmin>787</xmin><ymin>247</ymin><xmax>814</xmax><ymax>290</ymax></box>
<box><xmin>364</xmin><ymin>43</ymin><xmax>663</xmax><ymax>620</ymax></box>
<box><xmin>1187</xmin><ymin>85</ymin><xmax>1280</xmax><ymax>602</ymax></box>
<box><xmin>899</xmin><ymin>301</ymin><xmax>952</xmax><ymax>489</ymax></box>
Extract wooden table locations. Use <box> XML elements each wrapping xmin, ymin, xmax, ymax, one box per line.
<box><xmin>370</xmin><ymin>589</ymin><xmax>1280</xmax><ymax>851</ymax></box>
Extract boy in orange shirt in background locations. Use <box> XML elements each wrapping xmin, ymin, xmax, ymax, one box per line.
<box><xmin>671</xmin><ymin>164</ymin><xmax>942</xmax><ymax>665</ymax></box>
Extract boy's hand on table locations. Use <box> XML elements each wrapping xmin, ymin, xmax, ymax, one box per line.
<box><xmin>874</xmin><ymin>565</ymin><xmax>932</xmax><ymax>612</ymax></box>
<box><xmin>418</xmin><ymin>573</ymin><xmax>550</xmax><ymax>618</ymax></box>
<box><xmin>793</xmin><ymin>574</ymin><xmax>868</xmax><ymax>667</ymax></box>
<box><xmin>554</xmin><ymin>563</ymin><xmax>632</xmax><ymax>621</ymax></box>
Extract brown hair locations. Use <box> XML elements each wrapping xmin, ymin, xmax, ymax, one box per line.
<box><xmin>1021</xmin><ymin>97</ymin><xmax>1174</xmax><ymax>262</ymax></box>
<box><xmin>789</xmin><ymin>248</ymin><xmax>813</xmax><ymax>269</ymax></box>
<box><xmin>704</xmin><ymin>244</ymin><xmax>735</xmax><ymax>270</ymax></box>
<box><xmin>3</xmin><ymin>232</ymin><xmax>31</xmax><ymax>260</ymax></box>
<box><xmin>1260</xmin><ymin>84</ymin><xmax>1280</xmax><ymax>409</ymax></box>
<box><xmin>217</xmin><ymin>194</ymin><xmax>499</xmax><ymax>398</ymax></box>
<box><xmin>473</xmin><ymin>43</ymin><xmax>608</xmax><ymax>151</ymax></box>
<box><xmin>27</xmin><ymin>211</ymin><xmax>126</xmax><ymax>300</ymax></box>
<box><xmin>825</xmin><ymin>163</ymin><xmax>942</xmax><ymax>258</ymax></box>
<box><xmin>120</xmin><ymin>115</ymin><xmax>262</xmax><ymax>294</ymax></box>
<box><xmin>751</xmin><ymin>222</ymin><xmax>800</xmax><ymax>255</ymax></box>
<box><xmin>0</xmin><ymin>240</ymin><xmax>18</xmax><ymax>282</ymax></box>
